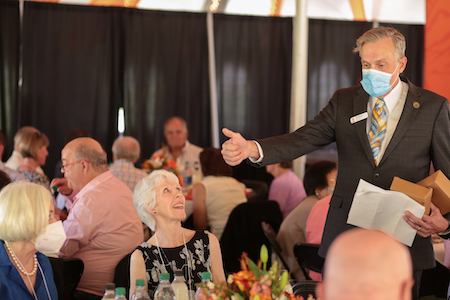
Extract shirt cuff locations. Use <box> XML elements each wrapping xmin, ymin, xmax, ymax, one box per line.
<box><xmin>248</xmin><ymin>141</ymin><xmax>264</xmax><ymax>164</ymax></box>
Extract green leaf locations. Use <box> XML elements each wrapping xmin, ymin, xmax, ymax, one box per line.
<box><xmin>248</xmin><ymin>257</ymin><xmax>262</xmax><ymax>279</ymax></box>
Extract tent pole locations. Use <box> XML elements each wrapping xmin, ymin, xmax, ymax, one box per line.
<box><xmin>290</xmin><ymin>0</ymin><xmax>309</xmax><ymax>179</ymax></box>
<box><xmin>207</xmin><ymin>10</ymin><xmax>220</xmax><ymax>148</ymax></box>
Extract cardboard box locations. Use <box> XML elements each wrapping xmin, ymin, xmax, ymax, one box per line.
<box><xmin>390</xmin><ymin>177</ymin><xmax>433</xmax><ymax>215</ymax></box>
<box><xmin>418</xmin><ymin>170</ymin><xmax>450</xmax><ymax>215</ymax></box>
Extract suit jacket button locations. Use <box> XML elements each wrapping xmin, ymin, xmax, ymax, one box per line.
<box><xmin>374</xmin><ymin>173</ymin><xmax>380</xmax><ymax>178</ymax></box>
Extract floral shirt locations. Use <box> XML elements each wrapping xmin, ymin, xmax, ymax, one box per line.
<box><xmin>136</xmin><ymin>230</ymin><xmax>212</xmax><ymax>298</ymax></box>
<box><xmin>18</xmin><ymin>170</ymin><xmax>50</xmax><ymax>191</ymax></box>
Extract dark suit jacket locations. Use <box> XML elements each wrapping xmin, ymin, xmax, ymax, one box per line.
<box><xmin>255</xmin><ymin>77</ymin><xmax>450</xmax><ymax>270</ymax></box>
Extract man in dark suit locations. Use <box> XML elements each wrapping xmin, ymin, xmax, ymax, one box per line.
<box><xmin>221</xmin><ymin>26</ymin><xmax>450</xmax><ymax>300</ymax></box>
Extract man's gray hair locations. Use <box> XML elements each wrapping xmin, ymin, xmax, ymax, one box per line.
<box><xmin>112</xmin><ymin>136</ymin><xmax>140</xmax><ymax>163</ymax></box>
<box><xmin>133</xmin><ymin>169</ymin><xmax>180</xmax><ymax>231</ymax></box>
<box><xmin>74</xmin><ymin>143</ymin><xmax>108</xmax><ymax>172</ymax></box>
<box><xmin>353</xmin><ymin>27</ymin><xmax>406</xmax><ymax>62</ymax></box>
<box><xmin>164</xmin><ymin>116</ymin><xmax>187</xmax><ymax>131</ymax></box>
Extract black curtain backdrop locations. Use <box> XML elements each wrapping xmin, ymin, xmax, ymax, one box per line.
<box><xmin>214</xmin><ymin>14</ymin><xmax>293</xmax><ymax>142</ymax></box>
<box><xmin>121</xmin><ymin>9</ymin><xmax>211</xmax><ymax>164</ymax></box>
<box><xmin>307</xmin><ymin>20</ymin><xmax>372</xmax><ymax>121</ymax></box>
<box><xmin>21</xmin><ymin>2</ymin><xmax>122</xmax><ymax>176</ymax></box>
<box><xmin>380</xmin><ymin>22</ymin><xmax>424</xmax><ymax>87</ymax></box>
<box><xmin>0</xmin><ymin>0</ymin><xmax>20</xmax><ymax>158</ymax></box>
<box><xmin>0</xmin><ymin>0</ymin><xmax>424</xmax><ymax>178</ymax></box>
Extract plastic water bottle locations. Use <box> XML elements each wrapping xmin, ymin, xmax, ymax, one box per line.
<box><xmin>171</xmin><ymin>269</ymin><xmax>189</xmax><ymax>300</ymax></box>
<box><xmin>181</xmin><ymin>162</ymin><xmax>192</xmax><ymax>186</ymax></box>
<box><xmin>114</xmin><ymin>287</ymin><xmax>127</xmax><ymax>300</ymax></box>
<box><xmin>131</xmin><ymin>279</ymin><xmax>150</xmax><ymax>300</ymax></box>
<box><xmin>101</xmin><ymin>283</ymin><xmax>115</xmax><ymax>299</ymax></box>
<box><xmin>194</xmin><ymin>272</ymin><xmax>211</xmax><ymax>300</ymax></box>
<box><xmin>154</xmin><ymin>273</ymin><xmax>175</xmax><ymax>300</ymax></box>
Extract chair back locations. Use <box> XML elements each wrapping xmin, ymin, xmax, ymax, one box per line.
<box><xmin>240</xmin><ymin>179</ymin><xmax>269</xmax><ymax>202</ymax></box>
<box><xmin>63</xmin><ymin>257</ymin><xmax>84</xmax><ymax>299</ymax></box>
<box><xmin>113</xmin><ymin>252</ymin><xmax>132</xmax><ymax>296</ymax></box>
<box><xmin>293</xmin><ymin>243</ymin><xmax>324</xmax><ymax>276</ymax></box>
<box><xmin>292</xmin><ymin>280</ymin><xmax>320</xmax><ymax>298</ymax></box>
<box><xmin>220</xmin><ymin>201</ymin><xmax>283</xmax><ymax>274</ymax></box>
<box><xmin>261</xmin><ymin>221</ymin><xmax>291</xmax><ymax>274</ymax></box>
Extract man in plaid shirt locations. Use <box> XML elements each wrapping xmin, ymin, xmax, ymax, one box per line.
<box><xmin>110</xmin><ymin>136</ymin><xmax>148</xmax><ymax>191</ymax></box>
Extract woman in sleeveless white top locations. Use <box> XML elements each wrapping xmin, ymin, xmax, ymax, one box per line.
<box><xmin>192</xmin><ymin>148</ymin><xmax>247</xmax><ymax>240</ymax></box>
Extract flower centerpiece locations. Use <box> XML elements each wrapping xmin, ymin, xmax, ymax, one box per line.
<box><xmin>141</xmin><ymin>153</ymin><xmax>178</xmax><ymax>174</ymax></box>
<box><xmin>197</xmin><ymin>245</ymin><xmax>317</xmax><ymax>300</ymax></box>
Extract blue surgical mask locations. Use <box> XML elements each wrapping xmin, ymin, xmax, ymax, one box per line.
<box><xmin>360</xmin><ymin>64</ymin><xmax>399</xmax><ymax>98</ymax></box>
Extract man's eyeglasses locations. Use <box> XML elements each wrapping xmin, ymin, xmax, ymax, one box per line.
<box><xmin>61</xmin><ymin>160</ymin><xmax>90</xmax><ymax>172</ymax></box>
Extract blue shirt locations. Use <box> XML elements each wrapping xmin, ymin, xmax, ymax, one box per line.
<box><xmin>0</xmin><ymin>240</ymin><xmax>58</xmax><ymax>300</ymax></box>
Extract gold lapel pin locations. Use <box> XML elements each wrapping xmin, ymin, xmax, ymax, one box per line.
<box><xmin>413</xmin><ymin>102</ymin><xmax>420</xmax><ymax>108</ymax></box>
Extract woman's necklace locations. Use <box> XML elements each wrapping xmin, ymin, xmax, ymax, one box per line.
<box><xmin>155</xmin><ymin>228</ymin><xmax>192</xmax><ymax>300</ymax></box>
<box><xmin>4</xmin><ymin>241</ymin><xmax>38</xmax><ymax>276</ymax></box>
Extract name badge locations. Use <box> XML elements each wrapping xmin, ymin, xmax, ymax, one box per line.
<box><xmin>350</xmin><ymin>112</ymin><xmax>368</xmax><ymax>124</ymax></box>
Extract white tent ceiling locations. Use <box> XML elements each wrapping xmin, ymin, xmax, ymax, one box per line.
<box><xmin>54</xmin><ymin>0</ymin><xmax>425</xmax><ymax>24</ymax></box>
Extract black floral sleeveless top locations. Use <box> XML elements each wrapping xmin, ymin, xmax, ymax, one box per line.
<box><xmin>136</xmin><ymin>230</ymin><xmax>212</xmax><ymax>298</ymax></box>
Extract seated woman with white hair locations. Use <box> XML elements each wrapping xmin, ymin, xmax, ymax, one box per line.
<box><xmin>129</xmin><ymin>170</ymin><xmax>226</xmax><ymax>299</ymax></box>
<box><xmin>0</xmin><ymin>181</ymin><xmax>59</xmax><ymax>299</ymax></box>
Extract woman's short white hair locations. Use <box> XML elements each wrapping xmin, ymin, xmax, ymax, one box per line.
<box><xmin>133</xmin><ymin>169</ymin><xmax>180</xmax><ymax>231</ymax></box>
<box><xmin>0</xmin><ymin>181</ymin><xmax>52</xmax><ymax>242</ymax></box>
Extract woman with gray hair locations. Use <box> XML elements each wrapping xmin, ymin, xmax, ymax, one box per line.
<box><xmin>0</xmin><ymin>181</ymin><xmax>59</xmax><ymax>299</ymax></box>
<box><xmin>129</xmin><ymin>170</ymin><xmax>225</xmax><ymax>299</ymax></box>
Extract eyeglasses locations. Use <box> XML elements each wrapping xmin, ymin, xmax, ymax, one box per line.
<box><xmin>61</xmin><ymin>160</ymin><xmax>90</xmax><ymax>172</ymax></box>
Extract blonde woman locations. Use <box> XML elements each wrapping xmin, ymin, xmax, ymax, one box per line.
<box><xmin>0</xmin><ymin>182</ymin><xmax>58</xmax><ymax>299</ymax></box>
<box><xmin>17</xmin><ymin>131</ymin><xmax>50</xmax><ymax>190</ymax></box>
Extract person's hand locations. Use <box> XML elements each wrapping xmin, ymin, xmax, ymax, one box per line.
<box><xmin>403</xmin><ymin>202</ymin><xmax>449</xmax><ymax>238</ymax></box>
<box><xmin>221</xmin><ymin>128</ymin><xmax>258</xmax><ymax>166</ymax></box>
<box><xmin>50</xmin><ymin>178</ymin><xmax>73</xmax><ymax>196</ymax></box>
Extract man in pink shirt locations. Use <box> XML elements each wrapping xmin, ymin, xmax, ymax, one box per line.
<box><xmin>52</xmin><ymin>137</ymin><xmax>143</xmax><ymax>299</ymax></box>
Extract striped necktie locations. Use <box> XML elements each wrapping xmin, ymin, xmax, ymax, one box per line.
<box><xmin>368</xmin><ymin>98</ymin><xmax>387</xmax><ymax>165</ymax></box>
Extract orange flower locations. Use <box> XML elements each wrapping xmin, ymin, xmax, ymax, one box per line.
<box><xmin>177</xmin><ymin>175</ymin><xmax>185</xmax><ymax>186</ymax></box>
<box><xmin>152</xmin><ymin>153</ymin><xmax>164</xmax><ymax>159</ymax></box>
<box><xmin>165</xmin><ymin>159</ymin><xmax>177</xmax><ymax>170</ymax></box>
<box><xmin>232</xmin><ymin>270</ymin><xmax>255</xmax><ymax>293</ymax></box>
<box><xmin>141</xmin><ymin>160</ymin><xmax>152</xmax><ymax>169</ymax></box>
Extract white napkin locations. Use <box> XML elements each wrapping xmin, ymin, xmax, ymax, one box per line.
<box><xmin>347</xmin><ymin>179</ymin><xmax>425</xmax><ymax>246</ymax></box>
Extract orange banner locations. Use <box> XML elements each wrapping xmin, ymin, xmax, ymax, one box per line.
<box><xmin>349</xmin><ymin>0</ymin><xmax>366</xmax><ymax>21</ymax></box>
<box><xmin>424</xmin><ymin>0</ymin><xmax>450</xmax><ymax>101</ymax></box>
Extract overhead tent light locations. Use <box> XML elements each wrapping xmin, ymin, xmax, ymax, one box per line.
<box><xmin>118</xmin><ymin>107</ymin><xmax>125</xmax><ymax>137</ymax></box>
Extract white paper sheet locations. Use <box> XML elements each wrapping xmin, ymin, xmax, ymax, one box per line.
<box><xmin>347</xmin><ymin>179</ymin><xmax>425</xmax><ymax>246</ymax></box>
